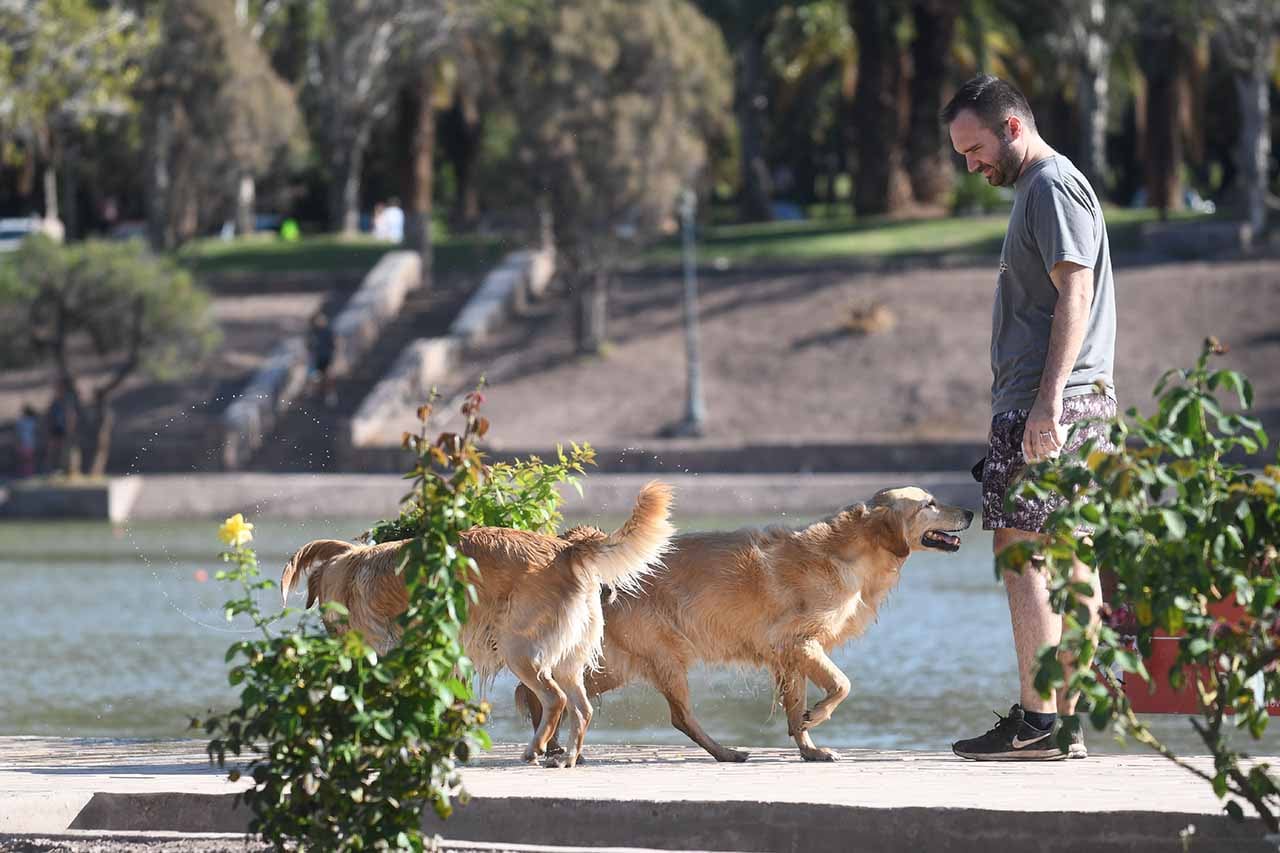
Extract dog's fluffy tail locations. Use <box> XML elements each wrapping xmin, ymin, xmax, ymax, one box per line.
<box><xmin>568</xmin><ymin>480</ymin><xmax>674</xmax><ymax>596</ymax></box>
<box><xmin>280</xmin><ymin>539</ymin><xmax>358</xmax><ymax>607</ymax></box>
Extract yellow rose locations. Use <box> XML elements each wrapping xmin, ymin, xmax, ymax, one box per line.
<box><xmin>219</xmin><ymin>513</ymin><xmax>254</xmax><ymax>547</ymax></box>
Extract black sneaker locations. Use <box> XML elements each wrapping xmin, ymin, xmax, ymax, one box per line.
<box><xmin>952</xmin><ymin>704</ymin><xmax>1068</xmax><ymax>761</ymax></box>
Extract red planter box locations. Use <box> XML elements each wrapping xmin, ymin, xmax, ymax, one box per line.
<box><xmin>1122</xmin><ymin>599</ymin><xmax>1280</xmax><ymax>715</ymax></box>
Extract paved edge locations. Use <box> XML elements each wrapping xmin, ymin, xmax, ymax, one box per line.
<box><xmin>66</xmin><ymin>793</ymin><xmax>1274</xmax><ymax>853</ymax></box>
<box><xmin>0</xmin><ymin>832</ymin><xmax>737</xmax><ymax>853</ymax></box>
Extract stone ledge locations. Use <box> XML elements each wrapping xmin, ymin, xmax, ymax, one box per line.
<box><xmin>219</xmin><ymin>251</ymin><xmax>422</xmax><ymax>469</ymax></box>
<box><xmin>1140</xmin><ymin>220</ymin><xmax>1255</xmax><ymax>258</ymax></box>
<box><xmin>59</xmin><ymin>792</ymin><xmax>1274</xmax><ymax>853</ymax></box>
<box><xmin>347</xmin><ymin>247</ymin><xmax>554</xmax><ymax>450</ymax></box>
<box><xmin>0</xmin><ymin>476</ymin><xmax>142</xmax><ymax>522</ymax></box>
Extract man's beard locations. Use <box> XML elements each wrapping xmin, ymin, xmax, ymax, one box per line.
<box><xmin>983</xmin><ymin>136</ymin><xmax>1022</xmax><ymax>187</ymax></box>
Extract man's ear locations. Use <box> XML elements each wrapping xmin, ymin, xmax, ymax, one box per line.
<box><xmin>873</xmin><ymin>507</ymin><xmax>911</xmax><ymax>559</ymax></box>
<box><xmin>1006</xmin><ymin>114</ymin><xmax>1023</xmax><ymax>141</ymax></box>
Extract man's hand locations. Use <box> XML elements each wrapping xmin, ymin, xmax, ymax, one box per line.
<box><xmin>1022</xmin><ymin>394</ymin><xmax>1064</xmax><ymax>463</ymax></box>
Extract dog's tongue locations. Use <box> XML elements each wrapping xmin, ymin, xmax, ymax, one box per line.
<box><xmin>922</xmin><ymin>530</ymin><xmax>961</xmax><ymax>551</ymax></box>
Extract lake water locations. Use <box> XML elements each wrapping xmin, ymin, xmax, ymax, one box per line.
<box><xmin>3</xmin><ymin>515</ymin><xmax>1276</xmax><ymax>758</ymax></box>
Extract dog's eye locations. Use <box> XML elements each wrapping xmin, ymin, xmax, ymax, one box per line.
<box><xmin>928</xmin><ymin>501</ymin><xmax>937</xmax><ymax>509</ymax></box>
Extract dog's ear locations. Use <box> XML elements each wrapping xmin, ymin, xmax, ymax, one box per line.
<box><xmin>871</xmin><ymin>506</ymin><xmax>911</xmax><ymax>559</ymax></box>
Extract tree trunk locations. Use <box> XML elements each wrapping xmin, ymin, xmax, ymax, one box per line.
<box><xmin>907</xmin><ymin>0</ymin><xmax>958</xmax><ymax>206</ymax></box>
<box><xmin>60</xmin><ymin>144</ymin><xmax>80</xmax><ymax>240</ymax></box>
<box><xmin>89</xmin><ymin>395</ymin><xmax>114</xmax><ymax>478</ymax></box>
<box><xmin>573</xmin><ymin>270</ymin><xmax>608</xmax><ymax>355</ymax></box>
<box><xmin>43</xmin><ymin>163</ymin><xmax>59</xmax><ymax>223</ymax></box>
<box><xmin>236</xmin><ymin>172</ymin><xmax>256</xmax><ymax>236</ymax></box>
<box><xmin>1076</xmin><ymin>0</ymin><xmax>1111</xmax><ymax>195</ymax></box>
<box><xmin>147</xmin><ymin>107</ymin><xmax>173</xmax><ymax>252</ymax></box>
<box><xmin>329</xmin><ymin>129</ymin><xmax>368</xmax><ymax>236</ymax></box>
<box><xmin>398</xmin><ymin>65</ymin><xmax>436</xmax><ymax>264</ymax></box>
<box><xmin>442</xmin><ymin>90</ymin><xmax>483</xmax><ymax>229</ymax></box>
<box><xmin>1234</xmin><ymin>30</ymin><xmax>1273</xmax><ymax>238</ymax></box>
<box><xmin>1137</xmin><ymin>21</ymin><xmax>1185</xmax><ymax>217</ymax></box>
<box><xmin>735</xmin><ymin>25</ymin><xmax>773</xmax><ymax>223</ymax></box>
<box><xmin>850</xmin><ymin>0</ymin><xmax>912</xmax><ymax>217</ymax></box>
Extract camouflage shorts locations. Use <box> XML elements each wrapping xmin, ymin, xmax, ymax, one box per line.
<box><xmin>981</xmin><ymin>393</ymin><xmax>1118</xmax><ymax>532</ymax></box>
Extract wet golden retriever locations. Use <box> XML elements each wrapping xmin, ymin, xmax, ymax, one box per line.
<box><xmin>280</xmin><ymin>481</ymin><xmax>674</xmax><ymax>768</ymax></box>
<box><xmin>517</xmin><ymin>486</ymin><xmax>972</xmax><ymax>762</ymax></box>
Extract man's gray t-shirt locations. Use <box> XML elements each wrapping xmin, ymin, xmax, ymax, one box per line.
<box><xmin>991</xmin><ymin>153</ymin><xmax>1116</xmax><ymax>414</ymax></box>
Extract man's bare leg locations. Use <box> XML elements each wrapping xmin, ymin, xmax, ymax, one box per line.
<box><xmin>996</xmin><ymin>527</ymin><xmax>1101</xmax><ymax>715</ymax></box>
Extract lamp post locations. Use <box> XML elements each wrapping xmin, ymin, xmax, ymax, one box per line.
<box><xmin>677</xmin><ymin>187</ymin><xmax>706</xmax><ymax>436</ymax></box>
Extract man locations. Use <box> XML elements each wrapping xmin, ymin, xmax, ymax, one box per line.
<box><xmin>941</xmin><ymin>75</ymin><xmax>1116</xmax><ymax>760</ymax></box>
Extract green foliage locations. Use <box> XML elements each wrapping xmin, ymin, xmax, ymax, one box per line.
<box><xmin>0</xmin><ymin>235</ymin><xmax>218</xmax><ymax>376</ymax></box>
<box><xmin>365</xmin><ymin>399</ymin><xmax>594</xmax><ymax>542</ymax></box>
<box><xmin>950</xmin><ymin>169</ymin><xmax>1006</xmax><ymax>216</ymax></box>
<box><xmin>144</xmin><ymin>0</ymin><xmax>305</xmax><ymax>248</ymax></box>
<box><xmin>0</xmin><ymin>235</ymin><xmax>219</xmax><ymax>475</ymax></box>
<box><xmin>204</xmin><ymin>392</ymin><xmax>591</xmax><ymax>851</ymax></box>
<box><xmin>0</xmin><ymin>0</ymin><xmax>154</xmax><ymax>167</ymax></box>
<box><xmin>1003</xmin><ymin>338</ymin><xmax>1280</xmax><ymax>831</ymax></box>
<box><xmin>500</xmin><ymin>0</ymin><xmax>733</xmax><ymax>270</ymax></box>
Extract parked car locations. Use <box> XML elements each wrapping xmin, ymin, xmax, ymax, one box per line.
<box><xmin>0</xmin><ymin>216</ymin><xmax>46</xmax><ymax>253</ymax></box>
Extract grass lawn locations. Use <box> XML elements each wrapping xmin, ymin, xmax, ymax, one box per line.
<box><xmin>177</xmin><ymin>232</ymin><xmax>509</xmax><ymax>278</ymax></box>
<box><xmin>640</xmin><ymin>206</ymin><xmax>1212</xmax><ymax>267</ymax></box>
<box><xmin>173</xmin><ymin>207</ymin><xmax>1212</xmax><ymax>278</ymax></box>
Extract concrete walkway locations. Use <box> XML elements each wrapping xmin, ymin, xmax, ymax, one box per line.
<box><xmin>1</xmin><ymin>738</ymin><xmax>1275</xmax><ymax>851</ymax></box>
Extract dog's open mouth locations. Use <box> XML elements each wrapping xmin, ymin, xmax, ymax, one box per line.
<box><xmin>921</xmin><ymin>530</ymin><xmax>963</xmax><ymax>552</ymax></box>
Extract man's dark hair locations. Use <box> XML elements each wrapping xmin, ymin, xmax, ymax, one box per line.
<box><xmin>940</xmin><ymin>74</ymin><xmax>1036</xmax><ymax>134</ymax></box>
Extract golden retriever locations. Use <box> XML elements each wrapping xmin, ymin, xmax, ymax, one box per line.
<box><xmin>280</xmin><ymin>481</ymin><xmax>674</xmax><ymax>768</ymax></box>
<box><xmin>517</xmin><ymin>486</ymin><xmax>972</xmax><ymax>762</ymax></box>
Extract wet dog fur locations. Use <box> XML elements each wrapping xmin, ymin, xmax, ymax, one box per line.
<box><xmin>280</xmin><ymin>481</ymin><xmax>675</xmax><ymax>768</ymax></box>
<box><xmin>516</xmin><ymin>486</ymin><xmax>973</xmax><ymax>762</ymax></box>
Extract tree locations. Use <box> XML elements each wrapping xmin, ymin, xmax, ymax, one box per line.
<box><xmin>502</xmin><ymin>0</ymin><xmax>733</xmax><ymax>354</ymax></box>
<box><xmin>1210</xmin><ymin>0</ymin><xmax>1278</xmax><ymax>238</ymax></box>
<box><xmin>848</xmin><ymin>0</ymin><xmax>912</xmax><ymax>216</ymax></box>
<box><xmin>699</xmin><ymin>0</ymin><xmax>794</xmax><ymax>222</ymax></box>
<box><xmin>1133</xmin><ymin>0</ymin><xmax>1201</xmax><ymax>217</ymax></box>
<box><xmin>144</xmin><ymin>0</ymin><xmax>303</xmax><ymax>250</ymax></box>
<box><xmin>0</xmin><ymin>0</ymin><xmax>153</xmax><ymax>235</ymax></box>
<box><xmin>906</xmin><ymin>0</ymin><xmax>959</xmax><ymax>206</ymax></box>
<box><xmin>1065</xmin><ymin>1</ymin><xmax>1119</xmax><ymax>194</ymax></box>
<box><xmin>0</xmin><ymin>237</ymin><xmax>219</xmax><ymax>477</ymax></box>
<box><xmin>290</xmin><ymin>0</ymin><xmax>470</xmax><ymax>236</ymax></box>
<box><xmin>438</xmin><ymin>34</ymin><xmax>496</xmax><ymax>230</ymax></box>
<box><xmin>762</xmin><ymin>1</ymin><xmax>855</xmax><ymax>208</ymax></box>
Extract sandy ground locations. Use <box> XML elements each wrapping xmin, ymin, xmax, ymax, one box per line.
<box><xmin>442</xmin><ymin>256</ymin><xmax>1280</xmax><ymax>453</ymax></box>
<box><xmin>2</xmin><ymin>255</ymin><xmax>1279</xmax><ymax>473</ymax></box>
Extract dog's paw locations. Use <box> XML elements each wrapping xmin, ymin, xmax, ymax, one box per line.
<box><xmin>545</xmin><ymin>742</ymin><xmax>566</xmax><ymax>757</ymax></box>
<box><xmin>800</xmin><ymin>747</ymin><xmax>838</xmax><ymax>762</ymax></box>
<box><xmin>522</xmin><ymin>748</ymin><xmax>541</xmax><ymax>764</ymax></box>
<box><xmin>800</xmin><ymin>709</ymin><xmax>829</xmax><ymax>731</ymax></box>
<box><xmin>716</xmin><ymin>749</ymin><xmax>750</xmax><ymax>763</ymax></box>
<box><xmin>542</xmin><ymin>753</ymin><xmax>573</xmax><ymax>769</ymax></box>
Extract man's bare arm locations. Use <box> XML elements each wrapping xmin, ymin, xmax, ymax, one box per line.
<box><xmin>1022</xmin><ymin>261</ymin><xmax>1094</xmax><ymax>462</ymax></box>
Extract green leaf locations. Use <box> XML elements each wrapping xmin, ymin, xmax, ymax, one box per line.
<box><xmin>1187</xmin><ymin>638</ymin><xmax>1211</xmax><ymax>657</ymax></box>
<box><xmin>1159</xmin><ymin>509</ymin><xmax>1186</xmax><ymax>540</ymax></box>
<box><xmin>1209</xmin><ymin>370</ymin><xmax>1253</xmax><ymax>409</ymax></box>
